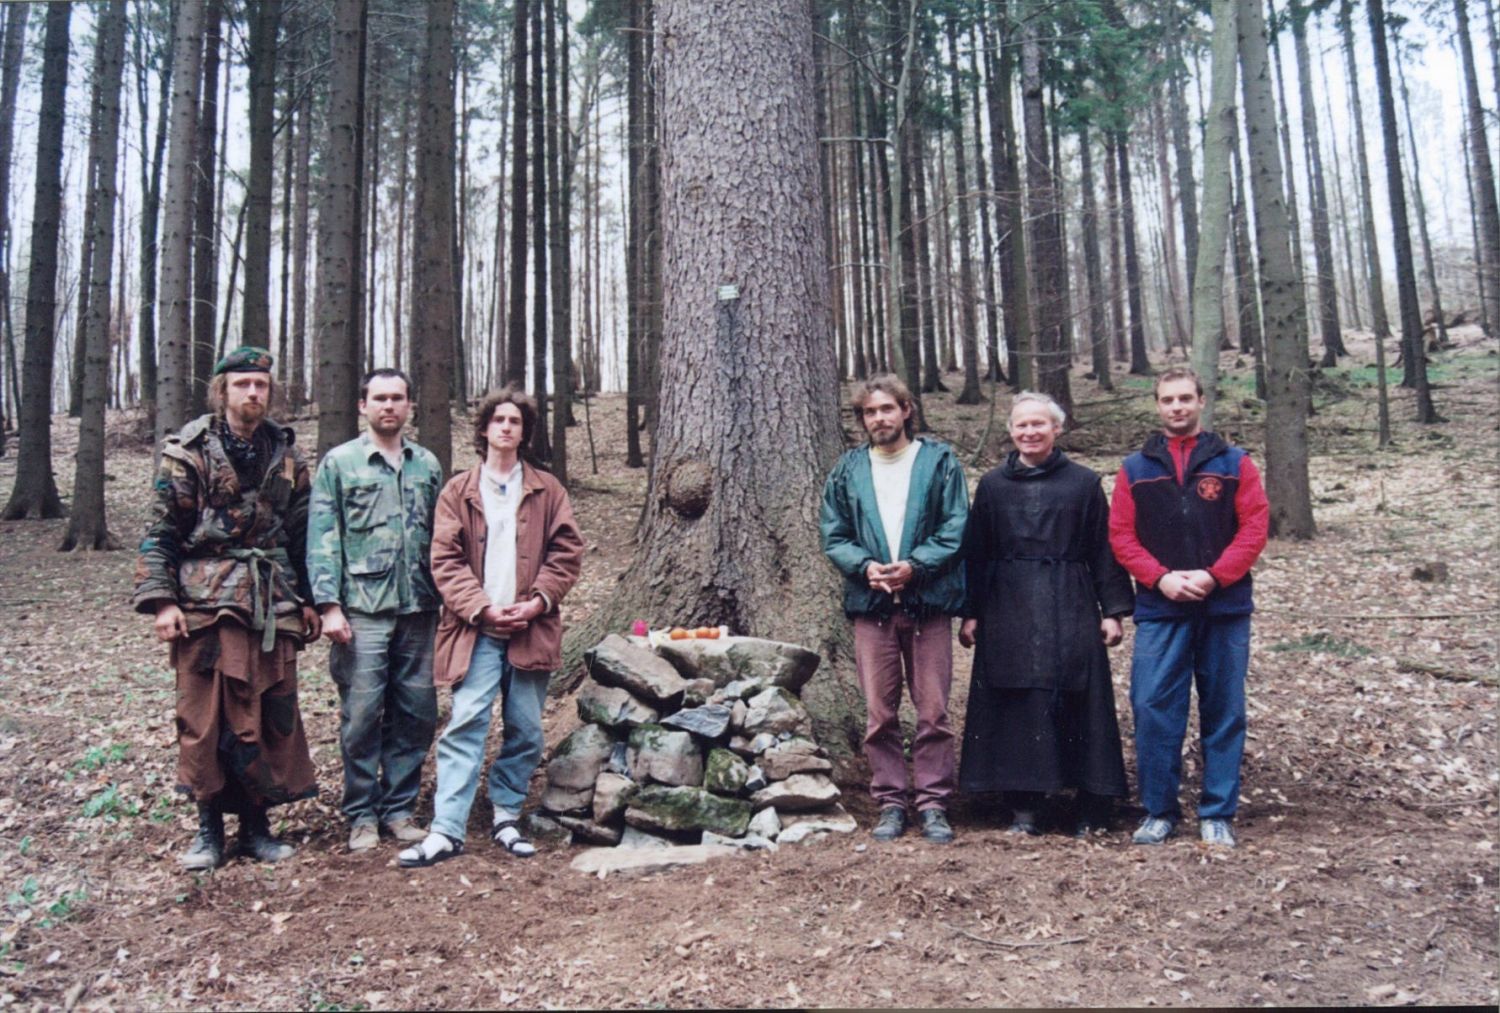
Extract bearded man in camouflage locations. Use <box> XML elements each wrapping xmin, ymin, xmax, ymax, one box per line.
<box><xmin>134</xmin><ymin>346</ymin><xmax>321</xmax><ymax>871</ymax></box>
<box><xmin>307</xmin><ymin>368</ymin><xmax>442</xmax><ymax>853</ymax></box>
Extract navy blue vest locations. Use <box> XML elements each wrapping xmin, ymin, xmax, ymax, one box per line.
<box><xmin>1120</xmin><ymin>432</ymin><xmax>1253</xmax><ymax>620</ymax></box>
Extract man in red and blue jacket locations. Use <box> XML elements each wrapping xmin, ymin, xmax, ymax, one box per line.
<box><xmin>1109</xmin><ymin>366</ymin><xmax>1269</xmax><ymax>848</ymax></box>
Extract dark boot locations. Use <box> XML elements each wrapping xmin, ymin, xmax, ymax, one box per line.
<box><xmin>239</xmin><ymin>807</ymin><xmax>295</xmax><ymax>863</ymax></box>
<box><xmin>180</xmin><ymin>803</ymin><xmax>225</xmax><ymax>871</ymax></box>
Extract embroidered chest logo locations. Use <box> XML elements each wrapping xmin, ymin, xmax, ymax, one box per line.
<box><xmin>1196</xmin><ymin>476</ymin><xmax>1224</xmax><ymax>501</ymax></box>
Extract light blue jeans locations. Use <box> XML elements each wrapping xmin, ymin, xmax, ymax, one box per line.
<box><xmin>328</xmin><ymin>611</ymin><xmax>438</xmax><ymax>827</ymax></box>
<box><xmin>430</xmin><ymin>636</ymin><xmax>550</xmax><ymax>842</ymax></box>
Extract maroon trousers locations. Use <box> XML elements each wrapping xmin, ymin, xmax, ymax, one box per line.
<box><xmin>853</xmin><ymin>613</ymin><xmax>957</xmax><ymax>811</ymax></box>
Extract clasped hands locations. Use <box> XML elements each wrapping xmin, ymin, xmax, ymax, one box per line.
<box><xmin>865</xmin><ymin>560</ymin><xmax>913</xmax><ymax>595</ymax></box>
<box><xmin>482</xmin><ymin>596</ymin><xmax>545</xmax><ymax>634</ymax></box>
<box><xmin>1156</xmin><ymin>569</ymin><xmax>1216</xmax><ymax>603</ymax></box>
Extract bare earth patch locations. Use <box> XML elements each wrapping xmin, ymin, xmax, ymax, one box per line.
<box><xmin>0</xmin><ymin>336</ymin><xmax>1495</xmax><ymax>1008</ymax></box>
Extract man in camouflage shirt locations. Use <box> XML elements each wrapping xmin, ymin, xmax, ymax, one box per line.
<box><xmin>133</xmin><ymin>346</ymin><xmax>320</xmax><ymax>871</ymax></box>
<box><xmin>307</xmin><ymin>368</ymin><xmax>443</xmax><ymax>853</ymax></box>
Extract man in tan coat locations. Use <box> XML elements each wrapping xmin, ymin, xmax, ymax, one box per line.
<box><xmin>400</xmin><ymin>387</ymin><xmax>583</xmax><ymax>867</ymax></box>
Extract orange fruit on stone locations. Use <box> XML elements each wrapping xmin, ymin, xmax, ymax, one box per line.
<box><xmin>693</xmin><ymin>627</ymin><xmax>714</xmax><ymax>639</ymax></box>
<box><xmin>669</xmin><ymin>628</ymin><xmax>690</xmax><ymax>640</ymax></box>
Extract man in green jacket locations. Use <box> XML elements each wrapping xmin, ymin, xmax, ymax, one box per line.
<box><xmin>308</xmin><ymin>368</ymin><xmax>443</xmax><ymax>853</ymax></box>
<box><xmin>819</xmin><ymin>375</ymin><xmax>968</xmax><ymax>844</ymax></box>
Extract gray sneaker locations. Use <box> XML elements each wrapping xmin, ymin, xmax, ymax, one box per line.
<box><xmin>1199</xmin><ymin>818</ymin><xmax>1237</xmax><ymax>848</ymax></box>
<box><xmin>1131</xmin><ymin>816</ymin><xmax>1176</xmax><ymax>845</ymax></box>
<box><xmin>919</xmin><ymin>807</ymin><xmax>955</xmax><ymax>844</ymax></box>
<box><xmin>871</xmin><ymin>805</ymin><xmax>908</xmax><ymax>841</ymax></box>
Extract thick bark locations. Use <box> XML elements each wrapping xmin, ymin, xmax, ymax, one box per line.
<box><xmin>1461</xmin><ymin>73</ymin><xmax>1491</xmax><ymax>342</ymax></box>
<box><xmin>566</xmin><ymin>0</ymin><xmax>855</xmax><ymax>745</ymax></box>
<box><xmin>1368</xmin><ymin>0</ymin><xmax>1436</xmax><ymax>421</ymax></box>
<box><xmin>69</xmin><ymin>16</ymin><xmax>108</xmax><ymax>418</ymax></box>
<box><xmin>2</xmin><ymin>2</ymin><xmax>70</xmax><ymax>520</ymax></box>
<box><xmin>1337</xmin><ymin>0</ymin><xmax>1389</xmax><ymax>342</ymax></box>
<box><xmin>947</xmin><ymin>22</ymin><xmax>983</xmax><ymax>404</ymax></box>
<box><xmin>529</xmin><ymin>0</ymin><xmax>550</xmax><ymax>461</ymax></box>
<box><xmin>1078</xmin><ymin>125</ymin><xmax>1112</xmax><ymax>391</ymax></box>
<box><xmin>276</xmin><ymin>28</ymin><xmax>295</xmax><ymax>381</ymax></box>
<box><xmin>242</xmin><ymin>0</ymin><xmax>281</xmax><ymax>347</ymax></box>
<box><xmin>291</xmin><ymin>60</ymin><xmax>311</xmax><ymax>408</ymax></box>
<box><xmin>507</xmin><ymin>0</ymin><xmax>529</xmax><ymax>386</ymax></box>
<box><xmin>623</xmin><ymin>0</ymin><xmax>643</xmax><ymax>466</ymax></box>
<box><xmin>63</xmin><ymin>0</ymin><xmax>127</xmax><ymax>551</ymax></box>
<box><xmin>1288</xmin><ymin>0</ymin><xmax>1344</xmax><ymax>365</ymax></box>
<box><xmin>545</xmin><ymin>0</ymin><xmax>569</xmax><ymax>483</ymax></box>
<box><xmin>1238</xmin><ymin>0</ymin><xmax>1316</xmax><ymax>539</ymax></box>
<box><xmin>1457</xmin><ymin>0</ymin><xmax>1500</xmax><ymax>337</ymax></box>
<box><xmin>883</xmin><ymin>0</ymin><xmax>920</xmax><ymax>385</ymax></box>
<box><xmin>413</xmin><ymin>0</ymin><xmax>455</xmax><ymax>476</ymax></box>
<box><xmin>0</xmin><ymin>2</ymin><xmax>31</xmax><ymax>434</ymax></box>
<box><xmin>314</xmin><ymin>0</ymin><xmax>366</xmax><ymax>457</ymax></box>
<box><xmin>1267</xmin><ymin>1</ymin><xmax>1306</xmax><ymax>297</ymax></box>
<box><xmin>1192</xmin><ymin>0</ymin><xmax>1239</xmax><ymax>427</ymax></box>
<box><xmin>1020</xmin><ymin>14</ymin><xmax>1071</xmax><ymax>417</ymax></box>
<box><xmin>189</xmin><ymin>0</ymin><xmax>222</xmax><ymax>418</ymax></box>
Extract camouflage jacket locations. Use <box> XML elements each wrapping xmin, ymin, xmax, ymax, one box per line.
<box><xmin>132</xmin><ymin>414</ymin><xmax>314</xmax><ymax>638</ymax></box>
<box><xmin>306</xmin><ymin>433</ymin><xmax>443</xmax><ymax>615</ymax></box>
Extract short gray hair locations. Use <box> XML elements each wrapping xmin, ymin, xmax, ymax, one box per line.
<box><xmin>1010</xmin><ymin>390</ymin><xmax>1066</xmax><ymax>428</ymax></box>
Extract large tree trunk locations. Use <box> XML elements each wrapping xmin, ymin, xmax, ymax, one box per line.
<box><xmin>1238</xmin><ymin>0</ymin><xmax>1316</xmax><ymax>539</ymax></box>
<box><xmin>563</xmin><ymin>0</ymin><xmax>855</xmax><ymax>745</ymax></box>
<box><xmin>154</xmin><ymin>0</ymin><xmax>205</xmax><ymax>445</ymax></box>
<box><xmin>1229</xmin><ymin>108</ymin><xmax>1267</xmax><ymax>397</ymax></box>
<box><xmin>1288</xmin><ymin>0</ymin><xmax>1345</xmax><ymax>366</ymax></box>
<box><xmin>0</xmin><ymin>2</ymin><xmax>31</xmax><ymax>439</ymax></box>
<box><xmin>1104</xmin><ymin>132</ymin><xmax>1126</xmax><ymax>362</ymax></box>
<box><xmin>1393</xmin><ymin>34</ymin><xmax>1448</xmax><ymax>350</ymax></box>
<box><xmin>68</xmin><ymin>15</ymin><xmax>109</xmax><ymax>419</ymax></box>
<box><xmin>1457</xmin><ymin>0</ymin><xmax>1500</xmax><ymax>337</ymax></box>
<box><xmin>1168</xmin><ymin>25</ymin><xmax>1200</xmax><ymax>304</ymax></box>
<box><xmin>983</xmin><ymin>4</ymin><xmax>1030</xmax><ymax>388</ymax></box>
<box><xmin>413</xmin><ymin>0</ymin><xmax>455</xmax><ymax>475</ymax></box>
<box><xmin>315</xmin><ymin>0</ymin><xmax>367</xmax><ymax>457</ymax></box>
<box><xmin>623</xmin><ymin>0</ymin><xmax>645</xmax><ymax>466</ymax></box>
<box><xmin>545</xmin><ymin>0</ymin><xmax>571</xmax><ymax>481</ymax></box>
<box><xmin>189</xmin><ymin>0</ymin><xmax>222</xmax><ymax>418</ymax></box>
<box><xmin>1368</xmin><ymin>0</ymin><xmax>1436</xmax><ymax>421</ymax></box>
<box><xmin>946</xmin><ymin>21</ymin><xmax>983</xmax><ymax>405</ymax></box>
<box><xmin>63</xmin><ymin>0</ymin><xmax>127</xmax><ymax>550</ymax></box>
<box><xmin>1020</xmin><ymin>13</ymin><xmax>1072</xmax><ymax>417</ymax></box>
<box><xmin>2</xmin><ymin>1</ymin><xmax>70</xmax><ymax>520</ymax></box>
<box><xmin>1117</xmin><ymin>131</ymin><xmax>1151</xmax><ymax>375</ymax></box>
<box><xmin>1192</xmin><ymin>0</ymin><xmax>1239</xmax><ymax>427</ymax></box>
<box><xmin>291</xmin><ymin>57</ymin><xmax>311</xmax><ymax>408</ymax></box>
<box><xmin>968</xmin><ymin>22</ymin><xmax>1001</xmax><ymax>384</ymax></box>
<box><xmin>529</xmin><ymin>0</ymin><xmax>550</xmax><ymax>461</ymax></box>
<box><xmin>243</xmin><ymin>0</ymin><xmax>281</xmax><ymax>347</ymax></box>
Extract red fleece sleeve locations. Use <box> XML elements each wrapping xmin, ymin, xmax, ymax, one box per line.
<box><xmin>1108</xmin><ymin>466</ymin><xmax>1169</xmax><ymax>588</ymax></box>
<box><xmin>1208</xmin><ymin>455</ymin><xmax>1270</xmax><ymax>587</ymax></box>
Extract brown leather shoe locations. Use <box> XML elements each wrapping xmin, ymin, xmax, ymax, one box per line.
<box><xmin>348</xmin><ymin>823</ymin><xmax>379</xmax><ymax>852</ymax></box>
<box><xmin>383</xmin><ymin>818</ymin><xmax>427</xmax><ymax>843</ymax></box>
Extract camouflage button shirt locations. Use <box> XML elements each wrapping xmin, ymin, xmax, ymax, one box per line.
<box><xmin>306</xmin><ymin>434</ymin><xmax>443</xmax><ymax>616</ymax></box>
<box><xmin>132</xmin><ymin>414</ymin><xmax>313</xmax><ymax>634</ymax></box>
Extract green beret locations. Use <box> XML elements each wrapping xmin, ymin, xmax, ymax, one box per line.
<box><xmin>214</xmin><ymin>346</ymin><xmax>274</xmax><ymax>375</ymax></box>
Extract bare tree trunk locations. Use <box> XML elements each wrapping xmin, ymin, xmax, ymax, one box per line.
<box><xmin>291</xmin><ymin>61</ymin><xmax>311</xmax><ymax>408</ymax></box>
<box><xmin>1288</xmin><ymin>0</ymin><xmax>1344</xmax><ymax>365</ymax></box>
<box><xmin>529</xmin><ymin>0</ymin><xmax>550</xmax><ymax>461</ymax></box>
<box><xmin>545</xmin><ymin>0</ymin><xmax>569</xmax><ymax>483</ymax></box>
<box><xmin>1079</xmin><ymin>124</ymin><xmax>1112</xmax><ymax>391</ymax></box>
<box><xmin>983</xmin><ymin>4</ymin><xmax>1030</xmax><ymax>388</ymax></box>
<box><xmin>567</xmin><ymin>0</ymin><xmax>854</xmax><ymax>745</ymax></box>
<box><xmin>1193</xmin><ymin>0</ymin><xmax>1239</xmax><ymax>427</ymax></box>
<box><xmin>947</xmin><ymin>21</ymin><xmax>983</xmax><ymax>404</ymax></box>
<box><xmin>189</xmin><ymin>0</ymin><xmax>222</xmax><ymax>417</ymax></box>
<box><xmin>1457</xmin><ymin>0</ymin><xmax>1500</xmax><ymax>336</ymax></box>
<box><xmin>1461</xmin><ymin>69</ymin><xmax>1491</xmax><ymax>340</ymax></box>
<box><xmin>413</xmin><ymin>0</ymin><xmax>455</xmax><ymax>475</ymax></box>
<box><xmin>1338</xmin><ymin>0</ymin><xmax>1390</xmax><ymax>345</ymax></box>
<box><xmin>1105</xmin><ymin>132</ymin><xmax>1126</xmax><ymax>363</ymax></box>
<box><xmin>1019</xmin><ymin>13</ymin><xmax>1071</xmax><ymax>415</ymax></box>
<box><xmin>315</xmin><ymin>0</ymin><xmax>367</xmax><ymax>456</ymax></box>
<box><xmin>1393</xmin><ymin>32</ymin><xmax>1448</xmax><ymax>349</ymax></box>
<box><xmin>1267</xmin><ymin>0</ymin><xmax>1306</xmax><ymax>300</ymax></box>
<box><xmin>276</xmin><ymin>22</ymin><xmax>296</xmax><ymax>382</ymax></box>
<box><xmin>64</xmin><ymin>0</ymin><xmax>127</xmax><ymax>550</ymax></box>
<box><xmin>3</xmin><ymin>1</ymin><xmax>71</xmax><ymax>520</ymax></box>
<box><xmin>69</xmin><ymin>17</ymin><xmax>109</xmax><ymax>418</ymax></box>
<box><xmin>154</xmin><ymin>0</ymin><xmax>205</xmax><ymax>446</ymax></box>
<box><xmin>1150</xmin><ymin>97</ymin><xmax>1189</xmax><ymax>354</ymax></box>
<box><xmin>623</xmin><ymin>0</ymin><xmax>644</xmax><ymax>466</ymax></box>
<box><xmin>243</xmin><ymin>0</ymin><xmax>281</xmax><ymax>347</ymax></box>
<box><xmin>883</xmin><ymin>0</ymin><xmax>920</xmax><ymax>385</ymax></box>
<box><xmin>0</xmin><ymin>2</ymin><xmax>31</xmax><ymax>438</ymax></box>
<box><xmin>913</xmin><ymin>129</ymin><xmax>943</xmax><ymax>395</ymax></box>
<box><xmin>1117</xmin><ymin>131</ymin><xmax>1151</xmax><ymax>375</ymax></box>
<box><xmin>1168</xmin><ymin>24</ymin><xmax>1200</xmax><ymax>303</ymax></box>
<box><xmin>968</xmin><ymin>22</ymin><xmax>1001</xmax><ymax>384</ymax></box>
<box><xmin>507</xmin><ymin>0</ymin><xmax>529</xmax><ymax>386</ymax></box>
<box><xmin>1229</xmin><ymin>108</ymin><xmax>1267</xmax><ymax>396</ymax></box>
<box><xmin>1369</xmin><ymin>0</ymin><xmax>1437</xmax><ymax>421</ymax></box>
<box><xmin>1239</xmin><ymin>0</ymin><xmax>1315</xmax><ymax>539</ymax></box>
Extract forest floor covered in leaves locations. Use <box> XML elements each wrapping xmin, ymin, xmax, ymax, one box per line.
<box><xmin>0</xmin><ymin>331</ymin><xmax>1495</xmax><ymax>1009</ymax></box>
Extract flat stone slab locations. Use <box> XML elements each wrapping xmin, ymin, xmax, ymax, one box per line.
<box><xmin>777</xmin><ymin>805</ymin><xmax>858</xmax><ymax>844</ymax></box>
<box><xmin>760</xmin><ymin>746</ymin><xmax>833</xmax><ymax>781</ymax></box>
<box><xmin>654</xmin><ymin>636</ymin><xmax>820</xmax><ymax>693</ymax></box>
<box><xmin>556</xmin><ymin>814</ymin><xmax>624</xmax><ymax>846</ymax></box>
<box><xmin>625</xmin><ymin>784</ymin><xmax>752</xmax><ymax>837</ymax></box>
<box><xmin>587</xmin><ymin>634</ymin><xmax>689</xmax><ymax>707</ymax></box>
<box><xmin>750</xmin><ymin>773</ymin><xmax>841</xmax><ymax>812</ymax></box>
<box><xmin>740</xmin><ymin>688</ymin><xmax>815</xmax><ymax>739</ymax></box>
<box><xmin>569</xmin><ymin>844</ymin><xmax>743</xmax><ymax>879</ymax></box>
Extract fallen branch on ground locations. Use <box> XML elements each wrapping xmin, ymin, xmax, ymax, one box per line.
<box><xmin>940</xmin><ymin>923</ymin><xmax>1087</xmax><ymax>950</ymax></box>
<box><xmin>1396</xmin><ymin>657</ymin><xmax>1500</xmax><ymax>687</ymax></box>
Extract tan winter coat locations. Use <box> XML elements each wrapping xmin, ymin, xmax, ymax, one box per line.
<box><xmin>431</xmin><ymin>462</ymin><xmax>583</xmax><ymax>685</ymax></box>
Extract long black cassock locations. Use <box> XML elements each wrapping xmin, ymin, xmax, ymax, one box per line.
<box><xmin>958</xmin><ymin>450</ymin><xmax>1136</xmax><ymax>797</ymax></box>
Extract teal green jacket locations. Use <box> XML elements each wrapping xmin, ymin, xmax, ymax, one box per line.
<box><xmin>819</xmin><ymin>437</ymin><xmax>968</xmax><ymax>619</ymax></box>
<box><xmin>307</xmin><ymin>434</ymin><xmax>443</xmax><ymax>615</ymax></box>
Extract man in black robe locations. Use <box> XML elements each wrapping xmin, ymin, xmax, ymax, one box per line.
<box><xmin>958</xmin><ymin>392</ymin><xmax>1135</xmax><ymax>835</ymax></box>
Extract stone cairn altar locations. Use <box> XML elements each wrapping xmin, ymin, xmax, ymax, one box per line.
<box><xmin>535</xmin><ymin>632</ymin><xmax>856</xmax><ymax>862</ymax></box>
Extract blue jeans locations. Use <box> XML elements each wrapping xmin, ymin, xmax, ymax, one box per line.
<box><xmin>430</xmin><ymin>636</ymin><xmax>550</xmax><ymax>842</ymax></box>
<box><xmin>1129</xmin><ymin>614</ymin><xmax>1250</xmax><ymax>821</ymax></box>
<box><xmin>329</xmin><ymin>611</ymin><xmax>438</xmax><ymax>826</ymax></box>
